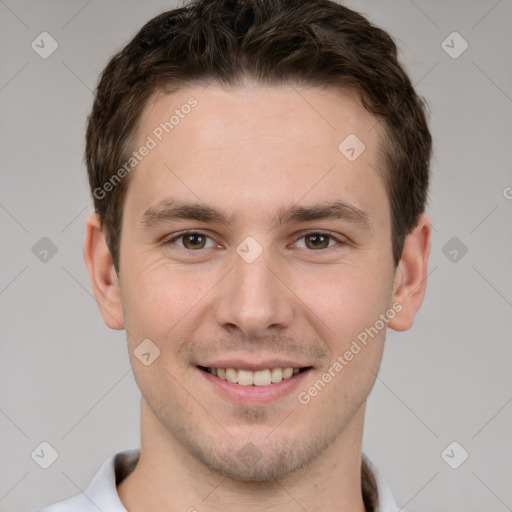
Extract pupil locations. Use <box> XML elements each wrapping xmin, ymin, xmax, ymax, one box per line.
<box><xmin>186</xmin><ymin>233</ymin><xmax>204</xmax><ymax>248</ymax></box>
<box><xmin>308</xmin><ymin>234</ymin><xmax>327</xmax><ymax>249</ymax></box>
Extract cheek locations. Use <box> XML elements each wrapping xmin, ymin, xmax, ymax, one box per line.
<box><xmin>304</xmin><ymin>271</ymin><xmax>390</xmax><ymax>417</ymax></box>
<box><xmin>304</xmin><ymin>261</ymin><xmax>394</xmax><ymax>342</ymax></box>
<box><xmin>120</xmin><ymin>264</ymin><xmax>195</xmax><ymax>342</ymax></box>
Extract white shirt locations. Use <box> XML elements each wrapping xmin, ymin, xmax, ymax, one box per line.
<box><xmin>36</xmin><ymin>449</ymin><xmax>401</xmax><ymax>512</ymax></box>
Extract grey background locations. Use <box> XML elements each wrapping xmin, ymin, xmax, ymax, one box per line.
<box><xmin>1</xmin><ymin>0</ymin><xmax>511</xmax><ymax>511</ymax></box>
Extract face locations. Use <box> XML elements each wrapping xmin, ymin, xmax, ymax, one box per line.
<box><xmin>115</xmin><ymin>84</ymin><xmax>400</xmax><ymax>480</ymax></box>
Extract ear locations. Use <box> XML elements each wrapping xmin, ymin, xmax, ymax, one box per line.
<box><xmin>388</xmin><ymin>214</ymin><xmax>431</xmax><ymax>332</ymax></box>
<box><xmin>83</xmin><ymin>213</ymin><xmax>124</xmax><ymax>330</ymax></box>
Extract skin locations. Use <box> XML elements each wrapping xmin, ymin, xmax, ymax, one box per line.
<box><xmin>84</xmin><ymin>83</ymin><xmax>431</xmax><ymax>512</ymax></box>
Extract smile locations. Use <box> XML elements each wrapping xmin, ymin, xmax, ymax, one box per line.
<box><xmin>198</xmin><ymin>366</ymin><xmax>310</xmax><ymax>386</ymax></box>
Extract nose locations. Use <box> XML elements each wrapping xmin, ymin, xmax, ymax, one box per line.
<box><xmin>214</xmin><ymin>245</ymin><xmax>294</xmax><ymax>339</ymax></box>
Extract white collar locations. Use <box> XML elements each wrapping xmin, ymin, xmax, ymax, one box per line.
<box><xmin>38</xmin><ymin>449</ymin><xmax>401</xmax><ymax>512</ymax></box>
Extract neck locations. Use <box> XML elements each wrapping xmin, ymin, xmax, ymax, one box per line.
<box><xmin>118</xmin><ymin>400</ymin><xmax>368</xmax><ymax>512</ymax></box>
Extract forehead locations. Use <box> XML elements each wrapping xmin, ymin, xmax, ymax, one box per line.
<box><xmin>126</xmin><ymin>83</ymin><xmax>389</xmax><ymax>229</ymax></box>
<box><xmin>140</xmin><ymin>83</ymin><xmax>380</xmax><ymax>151</ymax></box>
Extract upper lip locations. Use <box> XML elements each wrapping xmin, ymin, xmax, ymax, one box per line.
<box><xmin>197</xmin><ymin>359</ymin><xmax>311</xmax><ymax>371</ymax></box>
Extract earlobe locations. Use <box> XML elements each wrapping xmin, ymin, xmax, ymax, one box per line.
<box><xmin>388</xmin><ymin>215</ymin><xmax>431</xmax><ymax>332</ymax></box>
<box><xmin>83</xmin><ymin>213</ymin><xmax>125</xmax><ymax>330</ymax></box>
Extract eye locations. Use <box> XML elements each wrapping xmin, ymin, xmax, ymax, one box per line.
<box><xmin>293</xmin><ymin>231</ymin><xmax>344</xmax><ymax>250</ymax></box>
<box><xmin>163</xmin><ymin>230</ymin><xmax>345</xmax><ymax>252</ymax></box>
<box><xmin>165</xmin><ymin>231</ymin><xmax>217</xmax><ymax>250</ymax></box>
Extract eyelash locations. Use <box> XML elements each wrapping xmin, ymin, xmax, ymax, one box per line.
<box><xmin>163</xmin><ymin>230</ymin><xmax>345</xmax><ymax>251</ymax></box>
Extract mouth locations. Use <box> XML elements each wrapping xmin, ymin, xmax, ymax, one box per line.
<box><xmin>197</xmin><ymin>365</ymin><xmax>311</xmax><ymax>386</ymax></box>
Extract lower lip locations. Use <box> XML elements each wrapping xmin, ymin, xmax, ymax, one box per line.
<box><xmin>198</xmin><ymin>368</ymin><xmax>311</xmax><ymax>405</ymax></box>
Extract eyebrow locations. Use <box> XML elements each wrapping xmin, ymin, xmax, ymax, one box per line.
<box><xmin>140</xmin><ymin>198</ymin><xmax>371</xmax><ymax>230</ymax></box>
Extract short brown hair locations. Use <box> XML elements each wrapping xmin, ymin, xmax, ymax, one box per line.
<box><xmin>85</xmin><ymin>0</ymin><xmax>432</xmax><ymax>271</ymax></box>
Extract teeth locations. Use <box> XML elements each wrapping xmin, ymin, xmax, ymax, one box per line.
<box><xmin>237</xmin><ymin>369</ymin><xmax>253</xmax><ymax>386</ymax></box>
<box><xmin>225</xmin><ymin>368</ymin><xmax>238</xmax><ymax>383</ymax></box>
<box><xmin>253</xmin><ymin>369</ymin><xmax>271</xmax><ymax>386</ymax></box>
<box><xmin>282</xmin><ymin>367</ymin><xmax>294</xmax><ymax>379</ymax></box>
<box><xmin>209</xmin><ymin>367</ymin><xmax>302</xmax><ymax>385</ymax></box>
<box><xmin>270</xmin><ymin>368</ymin><xmax>283</xmax><ymax>383</ymax></box>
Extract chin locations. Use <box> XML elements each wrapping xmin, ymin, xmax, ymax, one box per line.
<box><xmin>188</xmin><ymin>432</ymin><xmax>334</xmax><ymax>483</ymax></box>
<box><xmin>200</xmin><ymin>450</ymin><xmax>304</xmax><ymax>482</ymax></box>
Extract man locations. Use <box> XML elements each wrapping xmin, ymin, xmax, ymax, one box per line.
<box><xmin>39</xmin><ymin>0</ymin><xmax>431</xmax><ymax>510</ymax></box>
